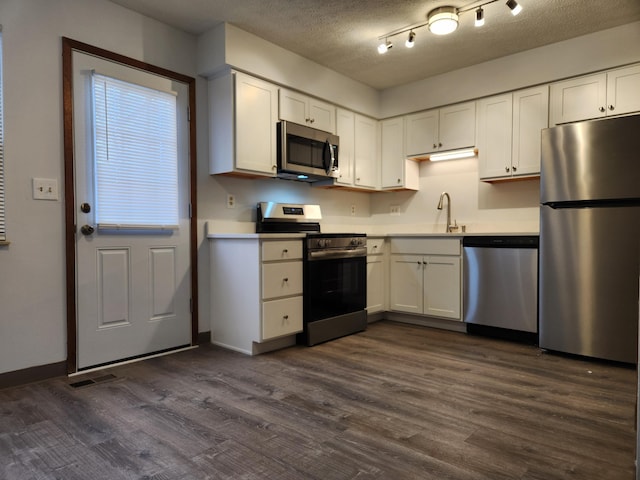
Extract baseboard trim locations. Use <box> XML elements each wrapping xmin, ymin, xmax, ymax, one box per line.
<box><xmin>0</xmin><ymin>361</ymin><xmax>67</xmax><ymax>390</ymax></box>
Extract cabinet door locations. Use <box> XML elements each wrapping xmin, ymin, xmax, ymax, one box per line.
<box><xmin>405</xmin><ymin>110</ymin><xmax>439</xmax><ymax>156</ymax></box>
<box><xmin>309</xmin><ymin>99</ymin><xmax>336</xmax><ymax>133</ymax></box>
<box><xmin>606</xmin><ymin>65</ymin><xmax>640</xmax><ymax>117</ymax></box>
<box><xmin>235</xmin><ymin>72</ymin><xmax>279</xmax><ymax>174</ymax></box>
<box><xmin>367</xmin><ymin>257</ymin><xmax>385</xmax><ymax>314</ymax></box>
<box><xmin>439</xmin><ymin>102</ymin><xmax>476</xmax><ymax>151</ymax></box>
<box><xmin>478</xmin><ymin>94</ymin><xmax>513</xmax><ymax>180</ymax></box>
<box><xmin>549</xmin><ymin>73</ymin><xmax>607</xmax><ymax>125</ymax></box>
<box><xmin>279</xmin><ymin>88</ymin><xmax>308</xmax><ymax>125</ymax></box>
<box><xmin>354</xmin><ymin>114</ymin><xmax>380</xmax><ymax>189</ymax></box>
<box><xmin>381</xmin><ymin>118</ymin><xmax>405</xmax><ymax>189</ymax></box>
<box><xmin>512</xmin><ymin>86</ymin><xmax>548</xmax><ymax>177</ymax></box>
<box><xmin>335</xmin><ymin>108</ymin><xmax>355</xmax><ymax>185</ymax></box>
<box><xmin>389</xmin><ymin>255</ymin><xmax>423</xmax><ymax>314</ymax></box>
<box><xmin>424</xmin><ymin>256</ymin><xmax>461</xmax><ymax>320</ymax></box>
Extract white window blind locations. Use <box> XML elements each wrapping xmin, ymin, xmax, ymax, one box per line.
<box><xmin>91</xmin><ymin>72</ymin><xmax>179</xmax><ymax>230</ymax></box>
<box><xmin>0</xmin><ymin>30</ymin><xmax>6</xmax><ymax>242</ymax></box>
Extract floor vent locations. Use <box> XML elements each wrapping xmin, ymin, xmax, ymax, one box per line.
<box><xmin>69</xmin><ymin>373</ymin><xmax>118</xmax><ymax>389</ymax></box>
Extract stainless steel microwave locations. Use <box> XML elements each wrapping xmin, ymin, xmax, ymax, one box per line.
<box><xmin>277</xmin><ymin>121</ymin><xmax>339</xmax><ymax>181</ymax></box>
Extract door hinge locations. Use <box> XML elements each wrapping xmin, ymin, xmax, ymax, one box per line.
<box><xmin>187</xmin><ymin>106</ymin><xmax>191</xmax><ymax>122</ymax></box>
<box><xmin>188</xmin><ymin>203</ymin><xmax>192</xmax><ymax>218</ymax></box>
<box><xmin>190</xmin><ymin>298</ymin><xmax>193</xmax><ymax>313</ymax></box>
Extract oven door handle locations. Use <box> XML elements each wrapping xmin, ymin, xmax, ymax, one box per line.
<box><xmin>308</xmin><ymin>247</ymin><xmax>367</xmax><ymax>260</ymax></box>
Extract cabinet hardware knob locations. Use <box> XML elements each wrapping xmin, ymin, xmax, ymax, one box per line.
<box><xmin>438</xmin><ymin>142</ymin><xmax>443</xmax><ymax>148</ymax></box>
<box><xmin>310</xmin><ymin>118</ymin><xmax>315</xmax><ymax>123</ymax></box>
<box><xmin>283</xmin><ymin>277</ymin><xmax>289</xmax><ymax>282</ymax></box>
<box><xmin>505</xmin><ymin>166</ymin><xmax>510</xmax><ymax>172</ymax></box>
<box><xmin>512</xmin><ymin>166</ymin><xmax>517</xmax><ymax>172</ymax></box>
<box><xmin>283</xmin><ymin>315</ymin><xmax>289</xmax><ymax>320</ymax></box>
<box><xmin>599</xmin><ymin>106</ymin><xmax>605</xmax><ymax>112</ymax></box>
<box><xmin>433</xmin><ymin>143</ymin><xmax>437</xmax><ymax>149</ymax></box>
<box><xmin>608</xmin><ymin>105</ymin><xmax>615</xmax><ymax>111</ymax></box>
<box><xmin>397</xmin><ymin>178</ymin><xmax>401</xmax><ymax>183</ymax></box>
<box><xmin>282</xmin><ymin>249</ymin><xmax>288</xmax><ymax>253</ymax></box>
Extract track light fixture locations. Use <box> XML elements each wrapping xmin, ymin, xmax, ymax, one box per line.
<box><xmin>376</xmin><ymin>0</ymin><xmax>524</xmax><ymax>53</ymax></box>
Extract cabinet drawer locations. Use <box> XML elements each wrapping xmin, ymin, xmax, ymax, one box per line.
<box><xmin>262</xmin><ymin>296</ymin><xmax>303</xmax><ymax>340</ymax></box>
<box><xmin>367</xmin><ymin>238</ymin><xmax>385</xmax><ymax>255</ymax></box>
<box><xmin>390</xmin><ymin>238</ymin><xmax>460</xmax><ymax>255</ymax></box>
<box><xmin>262</xmin><ymin>240</ymin><xmax>303</xmax><ymax>261</ymax></box>
<box><xmin>262</xmin><ymin>262</ymin><xmax>303</xmax><ymax>299</ymax></box>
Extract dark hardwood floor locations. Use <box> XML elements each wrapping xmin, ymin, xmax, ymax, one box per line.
<box><xmin>0</xmin><ymin>321</ymin><xmax>636</xmax><ymax>479</ymax></box>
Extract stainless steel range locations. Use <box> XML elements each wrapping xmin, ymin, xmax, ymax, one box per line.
<box><xmin>256</xmin><ymin>202</ymin><xmax>367</xmax><ymax>346</ymax></box>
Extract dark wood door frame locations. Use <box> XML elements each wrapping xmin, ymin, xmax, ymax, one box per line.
<box><xmin>62</xmin><ymin>37</ymin><xmax>198</xmax><ymax>373</ymax></box>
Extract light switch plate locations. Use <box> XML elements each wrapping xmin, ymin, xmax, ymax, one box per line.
<box><xmin>33</xmin><ymin>178</ymin><xmax>59</xmax><ymax>201</ymax></box>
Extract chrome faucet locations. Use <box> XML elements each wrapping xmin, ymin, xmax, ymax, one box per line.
<box><xmin>437</xmin><ymin>192</ymin><xmax>454</xmax><ymax>233</ymax></box>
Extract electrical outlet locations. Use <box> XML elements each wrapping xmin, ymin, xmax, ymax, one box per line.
<box><xmin>33</xmin><ymin>178</ymin><xmax>59</xmax><ymax>201</ymax></box>
<box><xmin>390</xmin><ymin>205</ymin><xmax>401</xmax><ymax>215</ymax></box>
<box><xmin>350</xmin><ymin>204</ymin><xmax>356</xmax><ymax>216</ymax></box>
<box><xmin>226</xmin><ymin>194</ymin><xmax>236</xmax><ymax>209</ymax></box>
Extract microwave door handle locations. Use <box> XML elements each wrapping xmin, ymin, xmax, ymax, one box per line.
<box><xmin>324</xmin><ymin>141</ymin><xmax>336</xmax><ymax>175</ymax></box>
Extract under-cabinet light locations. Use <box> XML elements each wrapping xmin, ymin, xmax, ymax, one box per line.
<box><xmin>429</xmin><ymin>148</ymin><xmax>477</xmax><ymax>161</ymax></box>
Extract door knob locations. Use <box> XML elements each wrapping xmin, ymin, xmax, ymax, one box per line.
<box><xmin>80</xmin><ymin>225</ymin><xmax>95</xmax><ymax>236</ymax></box>
<box><xmin>80</xmin><ymin>202</ymin><xmax>91</xmax><ymax>213</ymax></box>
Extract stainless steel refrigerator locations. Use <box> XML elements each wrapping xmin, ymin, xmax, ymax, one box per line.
<box><xmin>539</xmin><ymin>114</ymin><xmax>640</xmax><ymax>364</ymax></box>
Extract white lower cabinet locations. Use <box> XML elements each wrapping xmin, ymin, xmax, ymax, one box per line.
<box><xmin>210</xmin><ymin>237</ymin><xmax>303</xmax><ymax>355</ymax></box>
<box><xmin>389</xmin><ymin>238</ymin><xmax>462</xmax><ymax>321</ymax></box>
<box><xmin>366</xmin><ymin>237</ymin><xmax>387</xmax><ymax>314</ymax></box>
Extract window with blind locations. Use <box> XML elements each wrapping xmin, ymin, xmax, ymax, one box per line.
<box><xmin>91</xmin><ymin>72</ymin><xmax>179</xmax><ymax>230</ymax></box>
<box><xmin>0</xmin><ymin>30</ymin><xmax>6</xmax><ymax>243</ymax></box>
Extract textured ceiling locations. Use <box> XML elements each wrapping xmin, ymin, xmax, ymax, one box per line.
<box><xmin>108</xmin><ymin>0</ymin><xmax>640</xmax><ymax>90</ymax></box>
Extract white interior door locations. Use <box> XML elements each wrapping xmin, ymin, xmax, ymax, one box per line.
<box><xmin>72</xmin><ymin>51</ymin><xmax>191</xmax><ymax>370</ymax></box>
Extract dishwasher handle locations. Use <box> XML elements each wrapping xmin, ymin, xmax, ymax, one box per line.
<box><xmin>462</xmin><ymin>235</ymin><xmax>538</xmax><ymax>248</ymax></box>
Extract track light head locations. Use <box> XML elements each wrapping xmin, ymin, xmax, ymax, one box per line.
<box><xmin>475</xmin><ymin>7</ymin><xmax>485</xmax><ymax>27</ymax></box>
<box><xmin>506</xmin><ymin>0</ymin><xmax>522</xmax><ymax>16</ymax></box>
<box><xmin>405</xmin><ymin>31</ymin><xmax>416</xmax><ymax>48</ymax></box>
<box><xmin>377</xmin><ymin>39</ymin><xmax>393</xmax><ymax>54</ymax></box>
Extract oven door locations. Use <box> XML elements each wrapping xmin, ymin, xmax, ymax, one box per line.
<box><xmin>304</xmin><ymin>255</ymin><xmax>366</xmax><ymax>323</ymax></box>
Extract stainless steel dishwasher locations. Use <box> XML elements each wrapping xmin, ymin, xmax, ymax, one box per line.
<box><xmin>463</xmin><ymin>236</ymin><xmax>538</xmax><ymax>341</ymax></box>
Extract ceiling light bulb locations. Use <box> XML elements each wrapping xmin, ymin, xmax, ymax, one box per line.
<box><xmin>428</xmin><ymin>7</ymin><xmax>459</xmax><ymax>35</ymax></box>
<box><xmin>475</xmin><ymin>7</ymin><xmax>485</xmax><ymax>27</ymax></box>
<box><xmin>377</xmin><ymin>39</ymin><xmax>392</xmax><ymax>54</ymax></box>
<box><xmin>506</xmin><ymin>0</ymin><xmax>522</xmax><ymax>16</ymax></box>
<box><xmin>405</xmin><ymin>31</ymin><xmax>416</xmax><ymax>48</ymax></box>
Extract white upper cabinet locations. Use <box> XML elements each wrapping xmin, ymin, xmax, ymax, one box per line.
<box><xmin>209</xmin><ymin>71</ymin><xmax>278</xmax><ymax>177</ymax></box>
<box><xmin>606</xmin><ymin>65</ymin><xmax>640</xmax><ymax>117</ymax></box>
<box><xmin>404</xmin><ymin>102</ymin><xmax>476</xmax><ymax>157</ymax></box>
<box><xmin>478</xmin><ymin>86</ymin><xmax>548</xmax><ymax>181</ymax></box>
<box><xmin>550</xmin><ymin>64</ymin><xmax>640</xmax><ymax>125</ymax></box>
<box><xmin>381</xmin><ymin>117</ymin><xmax>418</xmax><ymax>191</ymax></box>
<box><xmin>354</xmin><ymin>114</ymin><xmax>380</xmax><ymax>190</ymax></box>
<box><xmin>477</xmin><ymin>94</ymin><xmax>513</xmax><ymax>180</ymax></box>
<box><xmin>279</xmin><ymin>88</ymin><xmax>336</xmax><ymax>133</ymax></box>
<box><xmin>512</xmin><ymin>86</ymin><xmax>549</xmax><ymax>177</ymax></box>
<box><xmin>335</xmin><ymin>108</ymin><xmax>355</xmax><ymax>186</ymax></box>
<box><xmin>404</xmin><ymin>110</ymin><xmax>439</xmax><ymax>157</ymax></box>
